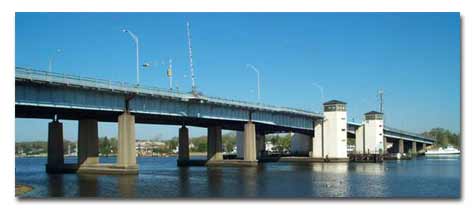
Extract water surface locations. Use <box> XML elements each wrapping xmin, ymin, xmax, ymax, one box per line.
<box><xmin>15</xmin><ymin>156</ymin><xmax>461</xmax><ymax>198</ymax></box>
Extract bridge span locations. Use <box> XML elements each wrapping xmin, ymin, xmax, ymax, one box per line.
<box><xmin>15</xmin><ymin>67</ymin><xmax>435</xmax><ymax>174</ymax></box>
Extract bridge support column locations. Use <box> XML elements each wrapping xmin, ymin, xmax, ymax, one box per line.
<box><xmin>412</xmin><ymin>141</ymin><xmax>417</xmax><ymax>155</ymax></box>
<box><xmin>256</xmin><ymin>133</ymin><xmax>266</xmax><ymax>159</ymax></box>
<box><xmin>178</xmin><ymin>126</ymin><xmax>190</xmax><ymax>165</ymax></box>
<box><xmin>311</xmin><ymin>120</ymin><xmax>323</xmax><ymax>158</ymax></box>
<box><xmin>355</xmin><ymin>125</ymin><xmax>365</xmax><ymax>154</ymax></box>
<box><xmin>236</xmin><ymin>131</ymin><xmax>244</xmax><ymax>158</ymax></box>
<box><xmin>398</xmin><ymin>139</ymin><xmax>404</xmax><ymax>154</ymax></box>
<box><xmin>423</xmin><ymin>143</ymin><xmax>427</xmax><ymax>152</ymax></box>
<box><xmin>46</xmin><ymin>120</ymin><xmax>64</xmax><ymax>173</ymax></box>
<box><xmin>117</xmin><ymin>112</ymin><xmax>137</xmax><ymax>168</ymax></box>
<box><xmin>207</xmin><ymin>126</ymin><xmax>223</xmax><ymax>161</ymax></box>
<box><xmin>78</xmin><ymin>119</ymin><xmax>99</xmax><ymax>165</ymax></box>
<box><xmin>243</xmin><ymin>121</ymin><xmax>257</xmax><ymax>162</ymax></box>
<box><xmin>383</xmin><ymin>136</ymin><xmax>388</xmax><ymax>154</ymax></box>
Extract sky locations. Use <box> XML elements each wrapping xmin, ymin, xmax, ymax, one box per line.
<box><xmin>15</xmin><ymin>12</ymin><xmax>460</xmax><ymax>141</ymax></box>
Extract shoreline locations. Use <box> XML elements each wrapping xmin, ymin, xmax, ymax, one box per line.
<box><xmin>15</xmin><ymin>152</ymin><xmax>227</xmax><ymax>158</ymax></box>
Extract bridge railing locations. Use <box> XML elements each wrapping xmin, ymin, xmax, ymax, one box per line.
<box><xmin>384</xmin><ymin>126</ymin><xmax>435</xmax><ymax>142</ymax></box>
<box><xmin>15</xmin><ymin>67</ymin><xmax>322</xmax><ymax>118</ymax></box>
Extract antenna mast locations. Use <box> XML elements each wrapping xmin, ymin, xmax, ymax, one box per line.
<box><xmin>378</xmin><ymin>89</ymin><xmax>384</xmax><ymax>113</ymax></box>
<box><xmin>186</xmin><ymin>21</ymin><xmax>196</xmax><ymax>93</ymax></box>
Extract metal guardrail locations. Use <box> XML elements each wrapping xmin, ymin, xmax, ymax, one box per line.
<box><xmin>15</xmin><ymin>67</ymin><xmax>322</xmax><ymax>118</ymax></box>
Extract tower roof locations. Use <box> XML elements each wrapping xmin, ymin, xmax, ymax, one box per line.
<box><xmin>323</xmin><ymin>100</ymin><xmax>346</xmax><ymax>105</ymax></box>
<box><xmin>365</xmin><ymin>111</ymin><xmax>383</xmax><ymax>115</ymax></box>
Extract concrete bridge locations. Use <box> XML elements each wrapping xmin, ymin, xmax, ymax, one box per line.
<box><xmin>15</xmin><ymin>67</ymin><xmax>435</xmax><ymax>174</ymax></box>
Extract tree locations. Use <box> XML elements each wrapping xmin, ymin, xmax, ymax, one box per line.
<box><xmin>422</xmin><ymin>128</ymin><xmax>460</xmax><ymax>149</ymax></box>
<box><xmin>268</xmin><ymin>133</ymin><xmax>292</xmax><ymax>152</ymax></box>
<box><xmin>99</xmin><ymin>136</ymin><xmax>111</xmax><ymax>156</ymax></box>
<box><xmin>222</xmin><ymin>132</ymin><xmax>236</xmax><ymax>153</ymax></box>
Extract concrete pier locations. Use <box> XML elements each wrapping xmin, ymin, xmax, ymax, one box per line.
<box><xmin>355</xmin><ymin>125</ymin><xmax>365</xmax><ymax>154</ymax></box>
<box><xmin>78</xmin><ymin>119</ymin><xmax>99</xmax><ymax>165</ymax></box>
<box><xmin>46</xmin><ymin>120</ymin><xmax>64</xmax><ymax>173</ymax></box>
<box><xmin>243</xmin><ymin>121</ymin><xmax>257</xmax><ymax>162</ymax></box>
<box><xmin>77</xmin><ymin>113</ymin><xmax>138</xmax><ymax>174</ymax></box>
<box><xmin>117</xmin><ymin>112</ymin><xmax>137</xmax><ymax>169</ymax></box>
<box><xmin>236</xmin><ymin>131</ymin><xmax>244</xmax><ymax>158</ymax></box>
<box><xmin>412</xmin><ymin>141</ymin><xmax>417</xmax><ymax>154</ymax></box>
<box><xmin>207</xmin><ymin>126</ymin><xmax>223</xmax><ymax>161</ymax></box>
<box><xmin>178</xmin><ymin>125</ymin><xmax>190</xmax><ymax>165</ymax></box>
<box><xmin>384</xmin><ymin>136</ymin><xmax>388</xmax><ymax>154</ymax></box>
<box><xmin>399</xmin><ymin>139</ymin><xmax>404</xmax><ymax>154</ymax></box>
<box><xmin>311</xmin><ymin>120</ymin><xmax>323</xmax><ymax>158</ymax></box>
<box><xmin>256</xmin><ymin>133</ymin><xmax>266</xmax><ymax>159</ymax></box>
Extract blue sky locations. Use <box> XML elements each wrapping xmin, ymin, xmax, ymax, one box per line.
<box><xmin>15</xmin><ymin>12</ymin><xmax>460</xmax><ymax>141</ymax></box>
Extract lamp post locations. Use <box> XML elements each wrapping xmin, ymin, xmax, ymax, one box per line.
<box><xmin>246</xmin><ymin>64</ymin><xmax>261</xmax><ymax>102</ymax></box>
<box><xmin>122</xmin><ymin>29</ymin><xmax>140</xmax><ymax>85</ymax></box>
<box><xmin>48</xmin><ymin>49</ymin><xmax>62</xmax><ymax>73</ymax></box>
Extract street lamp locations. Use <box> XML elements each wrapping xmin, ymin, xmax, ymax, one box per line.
<box><xmin>246</xmin><ymin>64</ymin><xmax>261</xmax><ymax>102</ymax></box>
<box><xmin>48</xmin><ymin>49</ymin><xmax>62</xmax><ymax>73</ymax></box>
<box><xmin>122</xmin><ymin>29</ymin><xmax>140</xmax><ymax>85</ymax></box>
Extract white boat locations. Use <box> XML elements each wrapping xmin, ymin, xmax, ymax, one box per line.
<box><xmin>425</xmin><ymin>145</ymin><xmax>460</xmax><ymax>155</ymax></box>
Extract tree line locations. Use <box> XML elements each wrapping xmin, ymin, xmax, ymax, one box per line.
<box><xmin>421</xmin><ymin>128</ymin><xmax>460</xmax><ymax>149</ymax></box>
<box><xmin>15</xmin><ymin>132</ymin><xmax>295</xmax><ymax>156</ymax></box>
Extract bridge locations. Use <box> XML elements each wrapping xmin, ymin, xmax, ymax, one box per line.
<box><xmin>15</xmin><ymin>67</ymin><xmax>435</xmax><ymax>174</ymax></box>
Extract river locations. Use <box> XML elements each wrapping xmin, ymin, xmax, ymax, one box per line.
<box><xmin>15</xmin><ymin>155</ymin><xmax>460</xmax><ymax>198</ymax></box>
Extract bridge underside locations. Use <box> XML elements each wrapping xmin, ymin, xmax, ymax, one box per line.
<box><xmin>15</xmin><ymin>105</ymin><xmax>314</xmax><ymax>136</ymax></box>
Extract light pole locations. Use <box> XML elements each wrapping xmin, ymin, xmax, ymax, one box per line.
<box><xmin>122</xmin><ymin>29</ymin><xmax>140</xmax><ymax>85</ymax></box>
<box><xmin>48</xmin><ymin>49</ymin><xmax>62</xmax><ymax>73</ymax></box>
<box><xmin>246</xmin><ymin>64</ymin><xmax>261</xmax><ymax>102</ymax></box>
<box><xmin>312</xmin><ymin>82</ymin><xmax>325</xmax><ymax>112</ymax></box>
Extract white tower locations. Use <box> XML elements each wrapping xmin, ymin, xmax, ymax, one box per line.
<box><xmin>320</xmin><ymin>100</ymin><xmax>348</xmax><ymax>159</ymax></box>
<box><xmin>356</xmin><ymin>111</ymin><xmax>384</xmax><ymax>154</ymax></box>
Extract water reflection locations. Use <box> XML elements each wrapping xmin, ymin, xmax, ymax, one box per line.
<box><xmin>47</xmin><ymin>174</ymin><xmax>64</xmax><ymax>197</ymax></box>
<box><xmin>239</xmin><ymin>167</ymin><xmax>258</xmax><ymax>197</ymax></box>
<box><xmin>206</xmin><ymin>167</ymin><xmax>223</xmax><ymax>197</ymax></box>
<box><xmin>16</xmin><ymin>157</ymin><xmax>460</xmax><ymax>198</ymax></box>
<box><xmin>178</xmin><ymin>167</ymin><xmax>191</xmax><ymax>197</ymax></box>
<box><xmin>310</xmin><ymin>163</ymin><xmax>349</xmax><ymax>197</ymax></box>
<box><xmin>78</xmin><ymin>174</ymin><xmax>98</xmax><ymax>197</ymax></box>
<box><xmin>118</xmin><ymin>175</ymin><xmax>137</xmax><ymax>198</ymax></box>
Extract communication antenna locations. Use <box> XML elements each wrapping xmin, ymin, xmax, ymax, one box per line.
<box><xmin>167</xmin><ymin>58</ymin><xmax>173</xmax><ymax>90</ymax></box>
<box><xmin>378</xmin><ymin>89</ymin><xmax>384</xmax><ymax>113</ymax></box>
<box><xmin>186</xmin><ymin>21</ymin><xmax>196</xmax><ymax>93</ymax></box>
